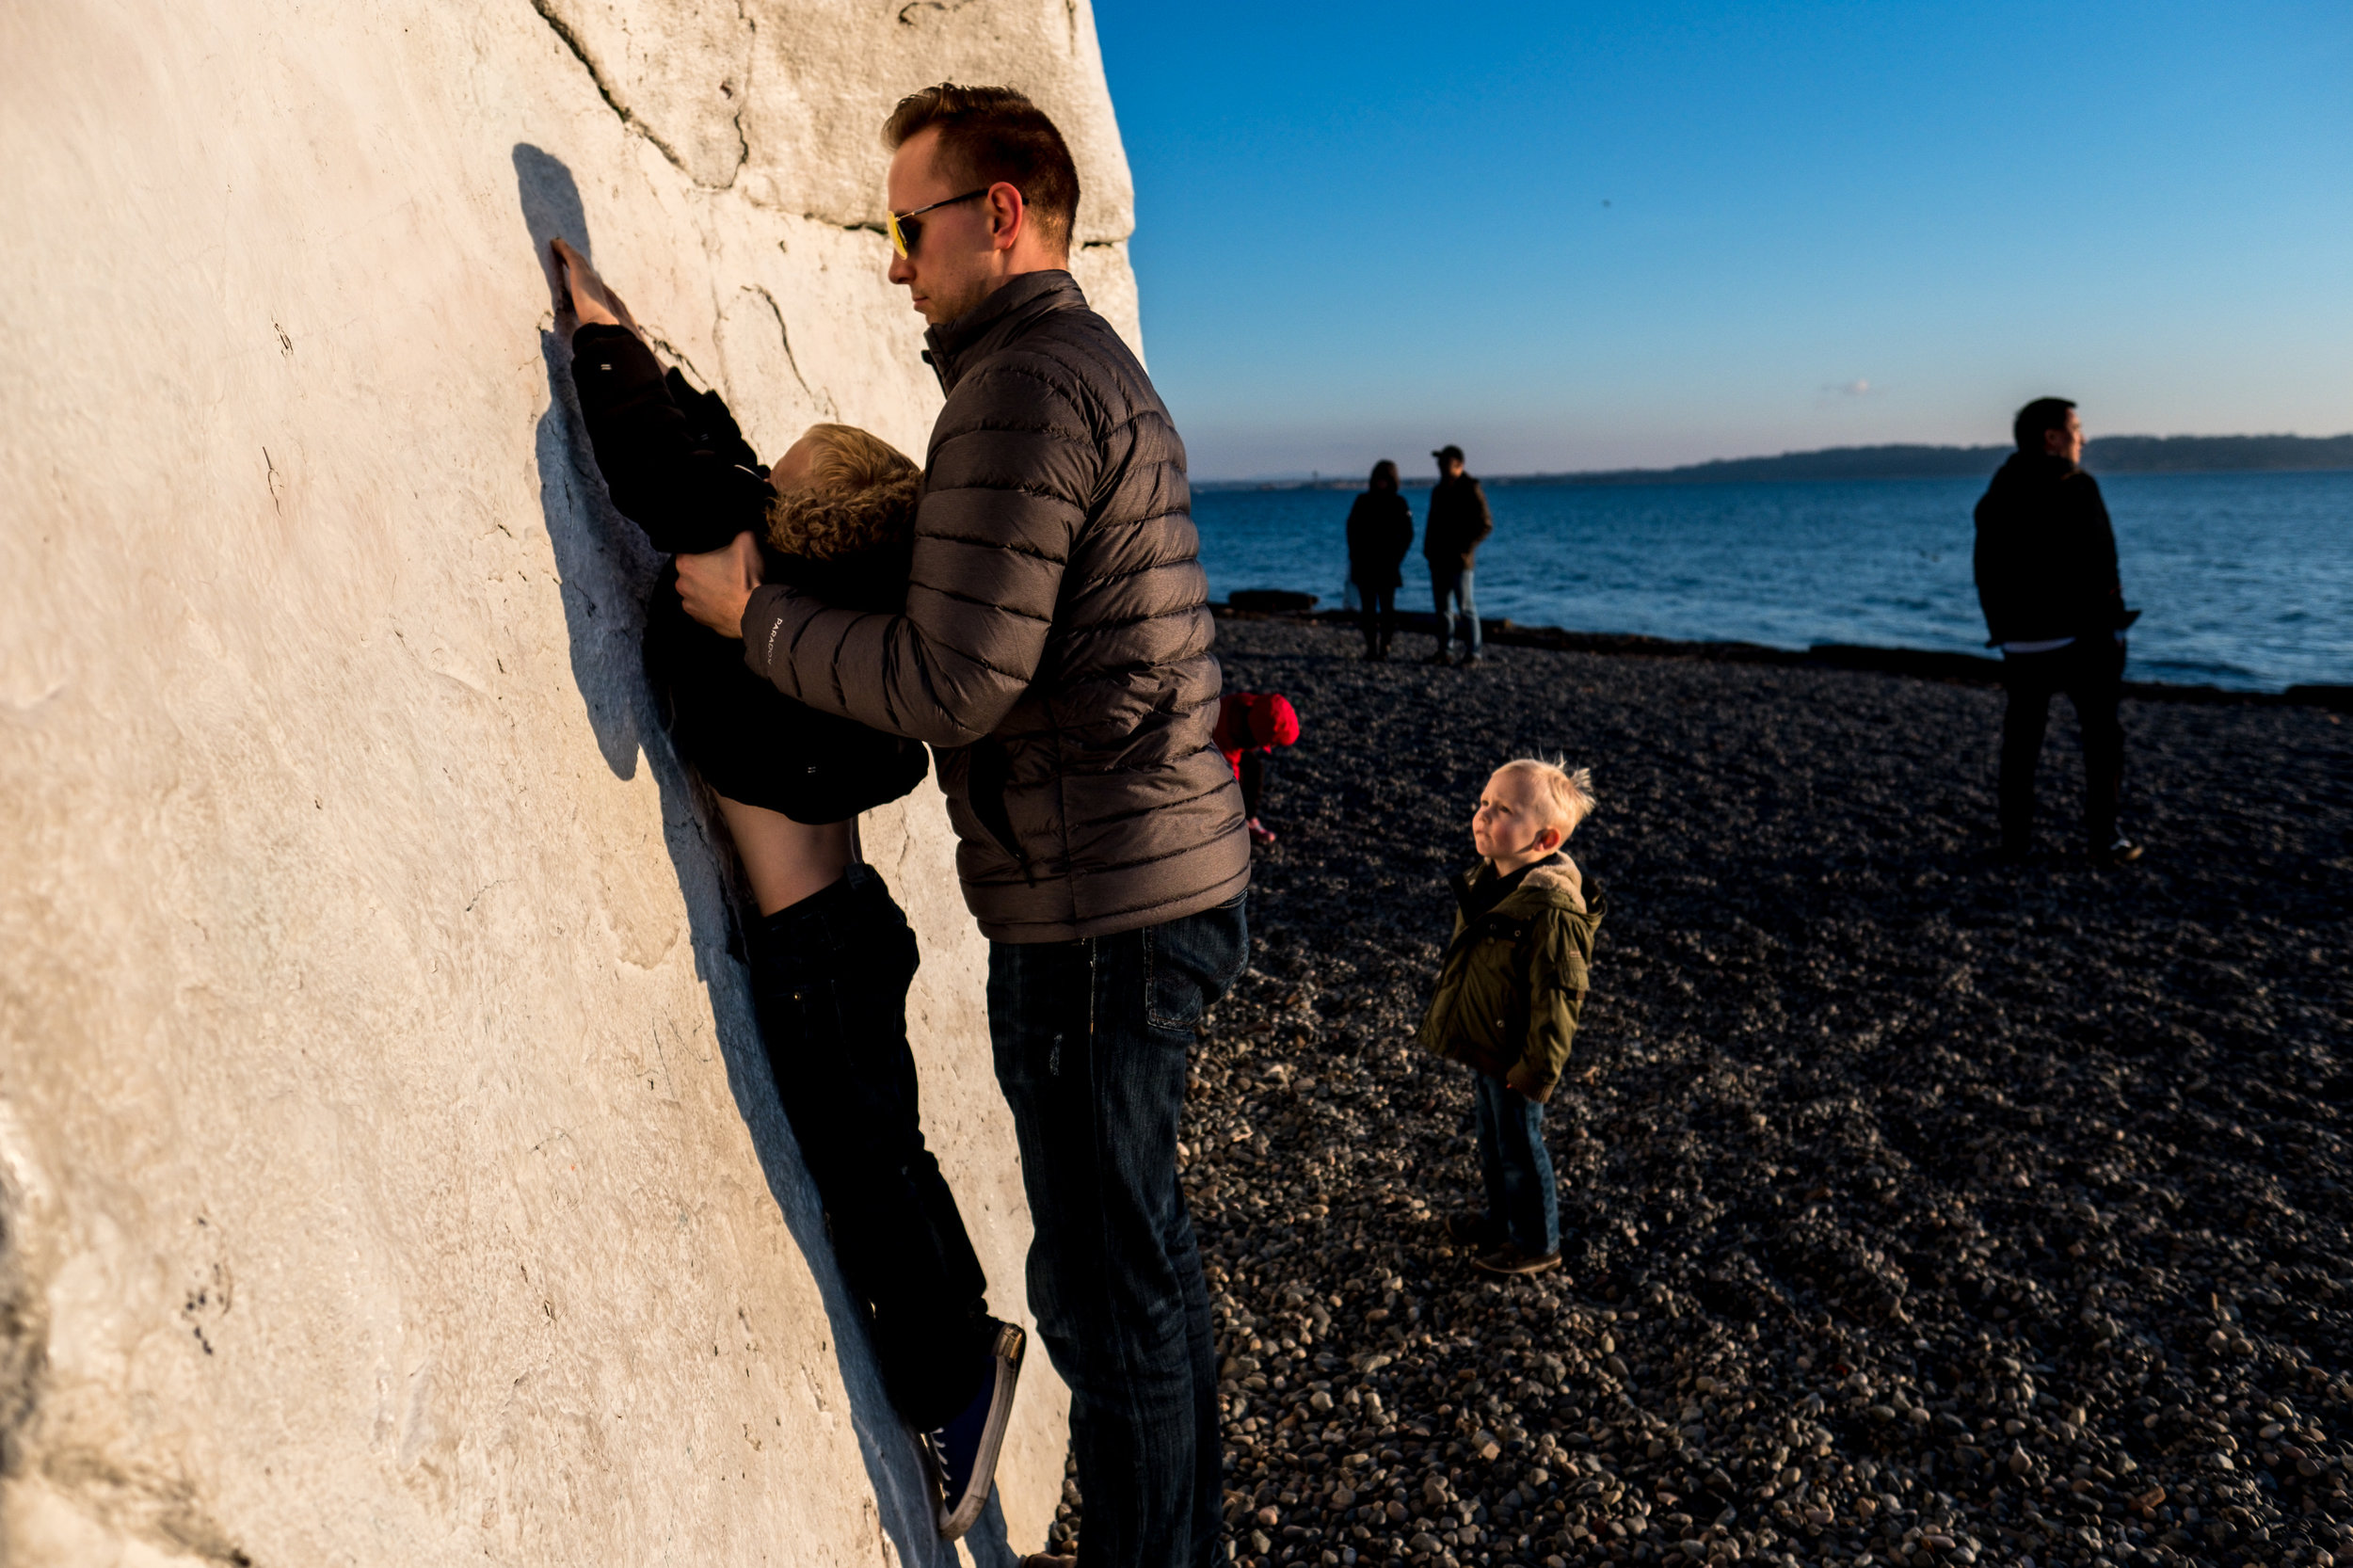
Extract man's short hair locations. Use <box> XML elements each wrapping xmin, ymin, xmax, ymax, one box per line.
<box><xmin>1433</xmin><ymin>443</ymin><xmax>1465</xmax><ymax>465</ymax></box>
<box><xmin>1496</xmin><ymin>757</ymin><xmax>1597</xmax><ymax>838</ymax></box>
<box><xmin>883</xmin><ymin>84</ymin><xmax>1080</xmax><ymax>253</ymax></box>
<box><xmin>2013</xmin><ymin>397</ymin><xmax>2076</xmax><ymax>453</ymax></box>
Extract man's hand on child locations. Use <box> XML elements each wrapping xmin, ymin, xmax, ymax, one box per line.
<box><xmin>676</xmin><ymin>530</ymin><xmax>764</xmax><ymax>637</ymax></box>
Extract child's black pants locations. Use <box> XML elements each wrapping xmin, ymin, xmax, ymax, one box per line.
<box><xmin>745</xmin><ymin>863</ymin><xmax>994</xmax><ymax>1430</ymax></box>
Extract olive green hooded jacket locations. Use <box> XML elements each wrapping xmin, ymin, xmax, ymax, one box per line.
<box><xmin>1416</xmin><ymin>855</ymin><xmax>1603</xmax><ymax>1103</ymax></box>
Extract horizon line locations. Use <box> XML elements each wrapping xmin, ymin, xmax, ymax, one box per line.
<box><xmin>1192</xmin><ymin>430</ymin><xmax>2353</xmax><ymax>488</ymax></box>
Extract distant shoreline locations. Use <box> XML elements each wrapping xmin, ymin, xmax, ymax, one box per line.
<box><xmin>1194</xmin><ymin>433</ymin><xmax>2353</xmax><ymax>491</ymax></box>
<box><xmin>1210</xmin><ymin>600</ymin><xmax>2353</xmax><ymax>711</ymax></box>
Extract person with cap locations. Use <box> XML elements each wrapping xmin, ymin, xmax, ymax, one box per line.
<box><xmin>1212</xmin><ymin>690</ymin><xmax>1301</xmax><ymax>846</ymax></box>
<box><xmin>1423</xmin><ymin>443</ymin><xmax>1495</xmax><ymax>665</ymax></box>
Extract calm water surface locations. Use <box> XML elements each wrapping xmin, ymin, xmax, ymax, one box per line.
<box><xmin>1193</xmin><ymin>471</ymin><xmax>2353</xmax><ymax>691</ymax></box>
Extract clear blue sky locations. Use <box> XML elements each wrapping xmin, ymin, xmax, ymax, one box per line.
<box><xmin>1093</xmin><ymin>1</ymin><xmax>2353</xmax><ymax>479</ymax></box>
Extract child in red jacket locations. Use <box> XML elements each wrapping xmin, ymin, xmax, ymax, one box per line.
<box><xmin>1214</xmin><ymin>691</ymin><xmax>1301</xmax><ymax>845</ymax></box>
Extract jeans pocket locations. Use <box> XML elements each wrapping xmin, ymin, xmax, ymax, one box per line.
<box><xmin>1144</xmin><ymin>896</ymin><xmax>1249</xmax><ymax>1034</ymax></box>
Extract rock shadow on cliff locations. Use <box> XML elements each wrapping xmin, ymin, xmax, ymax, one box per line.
<box><xmin>512</xmin><ymin>143</ymin><xmax>1017</xmax><ymax>1568</ymax></box>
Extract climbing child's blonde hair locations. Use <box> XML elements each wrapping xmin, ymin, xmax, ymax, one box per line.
<box><xmin>1495</xmin><ymin>757</ymin><xmax>1597</xmax><ymax>838</ymax></box>
<box><xmin>765</xmin><ymin>423</ymin><xmax>923</xmax><ymax>560</ymax></box>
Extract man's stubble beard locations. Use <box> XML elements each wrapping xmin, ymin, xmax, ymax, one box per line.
<box><xmin>920</xmin><ymin>245</ymin><xmax>1068</xmax><ymax>327</ymax></box>
<box><xmin>922</xmin><ymin>273</ymin><xmax>997</xmax><ymax>327</ymax></box>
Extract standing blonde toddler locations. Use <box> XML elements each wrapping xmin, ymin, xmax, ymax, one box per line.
<box><xmin>1417</xmin><ymin>759</ymin><xmax>1605</xmax><ymax>1275</ymax></box>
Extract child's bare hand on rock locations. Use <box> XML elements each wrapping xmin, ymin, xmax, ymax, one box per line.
<box><xmin>552</xmin><ymin>237</ymin><xmax>638</xmax><ymax>332</ymax></box>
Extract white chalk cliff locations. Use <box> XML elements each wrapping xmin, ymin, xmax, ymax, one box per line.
<box><xmin>0</xmin><ymin>2</ymin><xmax>1145</xmax><ymax>1562</ymax></box>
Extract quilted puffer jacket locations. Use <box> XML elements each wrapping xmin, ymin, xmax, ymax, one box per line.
<box><xmin>742</xmin><ymin>270</ymin><xmax>1250</xmax><ymax>940</ymax></box>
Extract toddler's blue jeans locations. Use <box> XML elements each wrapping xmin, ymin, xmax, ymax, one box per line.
<box><xmin>987</xmin><ymin>894</ymin><xmax>1249</xmax><ymax>1568</ymax></box>
<box><xmin>1473</xmin><ymin>1069</ymin><xmax>1560</xmax><ymax>1256</ymax></box>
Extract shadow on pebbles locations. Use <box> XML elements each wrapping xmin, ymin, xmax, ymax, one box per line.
<box><xmin>1044</xmin><ymin>616</ymin><xmax>2353</xmax><ymax>1568</ymax></box>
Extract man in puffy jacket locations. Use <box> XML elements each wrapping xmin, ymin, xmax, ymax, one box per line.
<box><xmin>678</xmin><ymin>84</ymin><xmax>1249</xmax><ymax>1568</ymax></box>
<box><xmin>1973</xmin><ymin>396</ymin><xmax>2141</xmax><ymax>866</ymax></box>
<box><xmin>1423</xmin><ymin>443</ymin><xmax>1494</xmax><ymax>664</ymax></box>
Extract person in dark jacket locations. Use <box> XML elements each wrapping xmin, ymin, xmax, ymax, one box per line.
<box><xmin>1344</xmin><ymin>459</ymin><xmax>1414</xmax><ymax>659</ymax></box>
<box><xmin>1973</xmin><ymin>396</ymin><xmax>2142</xmax><ymax>866</ymax></box>
<box><xmin>674</xmin><ymin>86</ymin><xmax>1249</xmax><ymax>1568</ymax></box>
<box><xmin>1423</xmin><ymin>443</ymin><xmax>1495</xmax><ymax>665</ymax></box>
<box><xmin>552</xmin><ymin>239</ymin><xmax>1024</xmax><ymax>1543</ymax></box>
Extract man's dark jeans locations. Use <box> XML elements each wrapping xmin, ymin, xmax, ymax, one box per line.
<box><xmin>1432</xmin><ymin>566</ymin><xmax>1480</xmax><ymax>656</ymax></box>
<box><xmin>1999</xmin><ymin>636</ymin><xmax>2126</xmax><ymax>853</ymax></box>
<box><xmin>745</xmin><ymin>863</ymin><xmax>994</xmax><ymax>1431</ymax></box>
<box><xmin>988</xmin><ymin>895</ymin><xmax>1249</xmax><ymax>1568</ymax></box>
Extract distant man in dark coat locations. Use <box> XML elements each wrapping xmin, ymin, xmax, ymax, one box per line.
<box><xmin>1344</xmin><ymin>458</ymin><xmax>1413</xmax><ymax>660</ymax></box>
<box><xmin>1423</xmin><ymin>443</ymin><xmax>1494</xmax><ymax>665</ymax></box>
<box><xmin>1973</xmin><ymin>396</ymin><xmax>2142</xmax><ymax>866</ymax></box>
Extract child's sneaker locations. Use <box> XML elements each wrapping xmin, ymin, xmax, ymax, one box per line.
<box><xmin>1472</xmin><ymin>1241</ymin><xmax>1563</xmax><ymax>1277</ymax></box>
<box><xmin>922</xmin><ymin>1320</ymin><xmax>1026</xmax><ymax>1539</ymax></box>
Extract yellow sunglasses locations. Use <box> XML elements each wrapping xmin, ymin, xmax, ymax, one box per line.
<box><xmin>888</xmin><ymin>187</ymin><xmax>990</xmax><ymax>258</ymax></box>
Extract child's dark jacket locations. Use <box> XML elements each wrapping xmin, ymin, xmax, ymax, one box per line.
<box><xmin>1417</xmin><ymin>855</ymin><xmax>1603</xmax><ymax>1102</ymax></box>
<box><xmin>569</xmin><ymin>323</ymin><xmax>926</xmax><ymax>823</ymax></box>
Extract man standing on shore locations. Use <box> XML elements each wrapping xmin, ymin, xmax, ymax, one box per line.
<box><xmin>677</xmin><ymin>84</ymin><xmax>1251</xmax><ymax>1568</ymax></box>
<box><xmin>1424</xmin><ymin>443</ymin><xmax>1494</xmax><ymax>665</ymax></box>
<box><xmin>1973</xmin><ymin>396</ymin><xmax>2143</xmax><ymax>867</ymax></box>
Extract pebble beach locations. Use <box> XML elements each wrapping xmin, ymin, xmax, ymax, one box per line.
<box><xmin>1046</xmin><ymin>613</ymin><xmax>2353</xmax><ymax>1568</ymax></box>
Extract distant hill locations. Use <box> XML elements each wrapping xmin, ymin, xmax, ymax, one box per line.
<box><xmin>1508</xmin><ymin>444</ymin><xmax>2006</xmax><ymax>486</ymax></box>
<box><xmin>2080</xmin><ymin>434</ymin><xmax>2353</xmax><ymax>472</ymax></box>
<box><xmin>1196</xmin><ymin>433</ymin><xmax>2353</xmax><ymax>490</ymax></box>
<box><xmin>1501</xmin><ymin>433</ymin><xmax>2353</xmax><ymax>487</ymax></box>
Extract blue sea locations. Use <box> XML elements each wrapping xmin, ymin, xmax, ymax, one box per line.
<box><xmin>1193</xmin><ymin>471</ymin><xmax>2353</xmax><ymax>692</ymax></box>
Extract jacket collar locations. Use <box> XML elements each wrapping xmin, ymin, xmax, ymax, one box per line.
<box><xmin>1451</xmin><ymin>853</ymin><xmax>1588</xmax><ymax>915</ymax></box>
<box><xmin>1996</xmin><ymin>451</ymin><xmax>2080</xmax><ymax>485</ymax></box>
<box><xmin>920</xmin><ymin>269</ymin><xmax>1085</xmax><ymax>394</ymax></box>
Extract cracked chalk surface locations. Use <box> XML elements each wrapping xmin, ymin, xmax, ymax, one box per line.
<box><xmin>0</xmin><ymin>2</ymin><xmax>1146</xmax><ymax>1563</ymax></box>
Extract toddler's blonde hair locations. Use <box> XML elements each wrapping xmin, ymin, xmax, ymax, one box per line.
<box><xmin>765</xmin><ymin>423</ymin><xmax>923</xmax><ymax>560</ymax></box>
<box><xmin>1496</xmin><ymin>756</ymin><xmax>1597</xmax><ymax>838</ymax></box>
